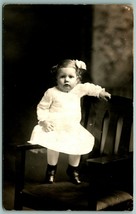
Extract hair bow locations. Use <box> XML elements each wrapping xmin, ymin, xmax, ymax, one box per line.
<box><xmin>75</xmin><ymin>60</ymin><xmax>86</xmax><ymax>70</ymax></box>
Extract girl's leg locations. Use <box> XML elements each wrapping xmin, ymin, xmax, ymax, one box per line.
<box><xmin>45</xmin><ymin>149</ymin><xmax>59</xmax><ymax>183</ymax></box>
<box><xmin>68</xmin><ymin>154</ymin><xmax>81</xmax><ymax>166</ymax></box>
<box><xmin>67</xmin><ymin>155</ymin><xmax>81</xmax><ymax>184</ymax></box>
<box><xmin>47</xmin><ymin>149</ymin><xmax>59</xmax><ymax>165</ymax></box>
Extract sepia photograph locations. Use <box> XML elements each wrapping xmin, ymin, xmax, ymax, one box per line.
<box><xmin>3</xmin><ymin>4</ymin><xmax>133</xmax><ymax>211</ymax></box>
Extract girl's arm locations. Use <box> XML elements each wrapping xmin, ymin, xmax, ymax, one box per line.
<box><xmin>37</xmin><ymin>89</ymin><xmax>55</xmax><ymax>131</ymax></box>
<box><xmin>84</xmin><ymin>82</ymin><xmax>111</xmax><ymax>100</ymax></box>
<box><xmin>76</xmin><ymin>83</ymin><xmax>111</xmax><ymax>100</ymax></box>
<box><xmin>37</xmin><ymin>89</ymin><xmax>52</xmax><ymax>121</ymax></box>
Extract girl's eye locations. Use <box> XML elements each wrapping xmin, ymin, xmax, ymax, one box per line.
<box><xmin>59</xmin><ymin>75</ymin><xmax>75</xmax><ymax>78</ymax></box>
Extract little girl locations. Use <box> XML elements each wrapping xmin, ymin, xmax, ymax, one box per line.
<box><xmin>28</xmin><ymin>59</ymin><xmax>111</xmax><ymax>184</ymax></box>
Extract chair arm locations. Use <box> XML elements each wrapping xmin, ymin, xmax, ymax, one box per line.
<box><xmin>86</xmin><ymin>152</ymin><xmax>133</xmax><ymax>166</ymax></box>
<box><xmin>14</xmin><ymin>143</ymin><xmax>44</xmax><ymax>188</ymax></box>
<box><xmin>16</xmin><ymin>143</ymin><xmax>44</xmax><ymax>151</ymax></box>
<box><xmin>14</xmin><ymin>143</ymin><xmax>44</xmax><ymax>209</ymax></box>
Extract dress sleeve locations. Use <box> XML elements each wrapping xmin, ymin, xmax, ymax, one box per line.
<box><xmin>37</xmin><ymin>89</ymin><xmax>53</xmax><ymax>121</ymax></box>
<box><xmin>76</xmin><ymin>82</ymin><xmax>104</xmax><ymax>98</ymax></box>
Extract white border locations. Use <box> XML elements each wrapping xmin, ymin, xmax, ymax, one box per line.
<box><xmin>0</xmin><ymin>1</ymin><xmax>135</xmax><ymax>214</ymax></box>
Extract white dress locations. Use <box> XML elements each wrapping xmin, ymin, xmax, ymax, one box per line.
<box><xmin>28</xmin><ymin>83</ymin><xmax>104</xmax><ymax>155</ymax></box>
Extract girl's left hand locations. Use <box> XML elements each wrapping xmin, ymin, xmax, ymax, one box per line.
<box><xmin>99</xmin><ymin>89</ymin><xmax>111</xmax><ymax>101</ymax></box>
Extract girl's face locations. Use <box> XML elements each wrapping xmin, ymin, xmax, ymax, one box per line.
<box><xmin>56</xmin><ymin>67</ymin><xmax>79</xmax><ymax>92</ymax></box>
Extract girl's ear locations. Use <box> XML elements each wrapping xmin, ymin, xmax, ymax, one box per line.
<box><xmin>76</xmin><ymin>77</ymin><xmax>81</xmax><ymax>84</ymax></box>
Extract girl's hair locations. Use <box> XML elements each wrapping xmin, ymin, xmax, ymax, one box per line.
<box><xmin>51</xmin><ymin>59</ymin><xmax>87</xmax><ymax>82</ymax></box>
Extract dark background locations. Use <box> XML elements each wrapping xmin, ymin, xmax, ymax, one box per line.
<box><xmin>3</xmin><ymin>4</ymin><xmax>93</xmax><ymax>147</ymax></box>
<box><xmin>3</xmin><ymin>6</ymin><xmax>94</xmax><ymax>209</ymax></box>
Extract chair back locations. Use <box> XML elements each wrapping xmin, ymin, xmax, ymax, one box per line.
<box><xmin>82</xmin><ymin>96</ymin><xmax>133</xmax><ymax>157</ymax></box>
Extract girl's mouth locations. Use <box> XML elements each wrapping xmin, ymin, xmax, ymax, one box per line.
<box><xmin>64</xmin><ymin>84</ymin><xmax>70</xmax><ymax>87</ymax></box>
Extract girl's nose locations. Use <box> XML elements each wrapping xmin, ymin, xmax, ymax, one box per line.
<box><xmin>65</xmin><ymin>76</ymin><xmax>69</xmax><ymax>81</ymax></box>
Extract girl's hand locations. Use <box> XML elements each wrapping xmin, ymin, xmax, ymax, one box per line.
<box><xmin>39</xmin><ymin>121</ymin><xmax>54</xmax><ymax>132</ymax></box>
<box><xmin>99</xmin><ymin>89</ymin><xmax>111</xmax><ymax>101</ymax></box>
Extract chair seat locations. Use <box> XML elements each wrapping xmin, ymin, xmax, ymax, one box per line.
<box><xmin>22</xmin><ymin>181</ymin><xmax>90</xmax><ymax>210</ymax></box>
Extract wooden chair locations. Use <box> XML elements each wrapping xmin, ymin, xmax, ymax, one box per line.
<box><xmin>14</xmin><ymin>95</ymin><xmax>133</xmax><ymax>210</ymax></box>
<box><xmin>83</xmin><ymin>95</ymin><xmax>133</xmax><ymax>210</ymax></box>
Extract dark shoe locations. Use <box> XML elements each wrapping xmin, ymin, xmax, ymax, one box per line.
<box><xmin>66</xmin><ymin>165</ymin><xmax>81</xmax><ymax>184</ymax></box>
<box><xmin>44</xmin><ymin>164</ymin><xmax>57</xmax><ymax>184</ymax></box>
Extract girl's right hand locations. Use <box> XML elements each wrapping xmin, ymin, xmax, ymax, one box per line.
<box><xmin>39</xmin><ymin>121</ymin><xmax>54</xmax><ymax>132</ymax></box>
<box><xmin>99</xmin><ymin>89</ymin><xmax>111</xmax><ymax>101</ymax></box>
